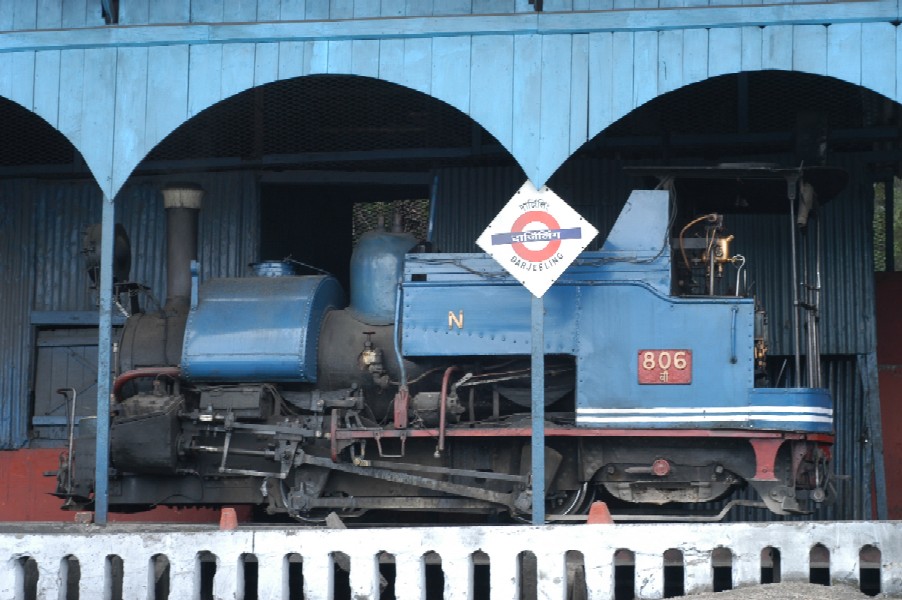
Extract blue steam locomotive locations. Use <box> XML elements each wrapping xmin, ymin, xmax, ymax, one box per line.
<box><xmin>59</xmin><ymin>168</ymin><xmax>837</xmax><ymax>521</ymax></box>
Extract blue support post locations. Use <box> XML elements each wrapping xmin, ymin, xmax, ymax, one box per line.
<box><xmin>94</xmin><ymin>195</ymin><xmax>115</xmax><ymax>525</ymax></box>
<box><xmin>531</xmin><ymin>294</ymin><xmax>545</xmax><ymax>524</ymax></box>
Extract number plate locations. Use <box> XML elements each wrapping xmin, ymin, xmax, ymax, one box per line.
<box><xmin>638</xmin><ymin>350</ymin><xmax>692</xmax><ymax>384</ymax></box>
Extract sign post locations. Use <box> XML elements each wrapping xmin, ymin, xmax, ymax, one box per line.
<box><xmin>477</xmin><ymin>181</ymin><xmax>597</xmax><ymax>524</ymax></box>
<box><xmin>530</xmin><ymin>294</ymin><xmax>545</xmax><ymax>524</ymax></box>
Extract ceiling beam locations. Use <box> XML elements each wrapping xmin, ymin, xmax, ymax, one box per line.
<box><xmin>0</xmin><ymin>2</ymin><xmax>896</xmax><ymax>54</ymax></box>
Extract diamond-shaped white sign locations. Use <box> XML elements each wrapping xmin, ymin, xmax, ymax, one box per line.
<box><xmin>476</xmin><ymin>181</ymin><xmax>598</xmax><ymax>298</ymax></box>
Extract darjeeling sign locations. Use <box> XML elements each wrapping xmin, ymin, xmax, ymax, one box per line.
<box><xmin>476</xmin><ymin>181</ymin><xmax>598</xmax><ymax>297</ymax></box>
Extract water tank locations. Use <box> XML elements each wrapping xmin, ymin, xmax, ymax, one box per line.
<box><xmin>181</xmin><ymin>275</ymin><xmax>345</xmax><ymax>382</ymax></box>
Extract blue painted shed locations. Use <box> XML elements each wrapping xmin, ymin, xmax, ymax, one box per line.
<box><xmin>0</xmin><ymin>0</ymin><xmax>899</xmax><ymax>520</ymax></box>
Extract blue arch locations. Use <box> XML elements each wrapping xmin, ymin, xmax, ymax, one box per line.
<box><xmin>0</xmin><ymin>23</ymin><xmax>897</xmax><ymax>196</ymax></box>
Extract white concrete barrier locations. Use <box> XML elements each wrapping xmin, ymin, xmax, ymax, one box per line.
<box><xmin>0</xmin><ymin>521</ymin><xmax>899</xmax><ymax>599</ymax></box>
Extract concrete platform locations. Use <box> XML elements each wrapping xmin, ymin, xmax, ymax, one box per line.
<box><xmin>1</xmin><ymin>520</ymin><xmax>899</xmax><ymax>599</ymax></box>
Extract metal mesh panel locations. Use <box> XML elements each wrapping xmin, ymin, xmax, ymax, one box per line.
<box><xmin>0</xmin><ymin>97</ymin><xmax>76</xmax><ymax>167</ymax></box>
<box><xmin>147</xmin><ymin>76</ymin><xmax>482</xmax><ymax>167</ymax></box>
<box><xmin>352</xmin><ymin>199</ymin><xmax>431</xmax><ymax>245</ymax></box>
<box><xmin>596</xmin><ymin>71</ymin><xmax>890</xmax><ymax>159</ymax></box>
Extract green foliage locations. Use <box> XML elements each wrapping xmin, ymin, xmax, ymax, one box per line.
<box><xmin>352</xmin><ymin>199</ymin><xmax>431</xmax><ymax>245</ymax></box>
<box><xmin>873</xmin><ymin>178</ymin><xmax>902</xmax><ymax>271</ymax></box>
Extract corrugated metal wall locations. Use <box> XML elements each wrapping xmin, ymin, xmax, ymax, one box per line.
<box><xmin>0</xmin><ymin>172</ymin><xmax>260</xmax><ymax>449</ymax></box>
<box><xmin>432</xmin><ymin>165</ymin><xmax>524</xmax><ymax>252</ymax></box>
<box><xmin>827</xmin><ymin>356</ymin><xmax>871</xmax><ymax>520</ymax></box>
<box><xmin>0</xmin><ymin>180</ymin><xmax>37</xmax><ymax>449</ymax></box>
<box><xmin>118</xmin><ymin>173</ymin><xmax>261</xmax><ymax>306</ymax></box>
<box><xmin>30</xmin><ymin>173</ymin><xmax>260</xmax><ymax>314</ymax></box>
<box><xmin>31</xmin><ymin>182</ymin><xmax>98</xmax><ymax>312</ymax></box>
<box><xmin>431</xmin><ymin>159</ymin><xmax>633</xmax><ymax>253</ymax></box>
<box><xmin>729</xmin><ymin>156</ymin><xmax>875</xmax><ymax>357</ymax></box>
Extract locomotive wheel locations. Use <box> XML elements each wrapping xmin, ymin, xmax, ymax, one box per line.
<box><xmin>513</xmin><ymin>483</ymin><xmax>594</xmax><ymax>522</ymax></box>
<box><xmin>278</xmin><ymin>476</ymin><xmax>368</xmax><ymax>523</ymax></box>
<box><xmin>287</xmin><ymin>508</ymin><xmax>368</xmax><ymax>523</ymax></box>
<box><xmin>277</xmin><ymin>466</ymin><xmax>366</xmax><ymax>525</ymax></box>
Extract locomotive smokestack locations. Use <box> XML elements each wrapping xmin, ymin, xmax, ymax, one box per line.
<box><xmin>161</xmin><ymin>185</ymin><xmax>203</xmax><ymax>313</ymax></box>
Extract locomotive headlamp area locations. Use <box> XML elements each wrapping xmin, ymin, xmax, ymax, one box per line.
<box><xmin>60</xmin><ymin>168</ymin><xmax>838</xmax><ymax>522</ymax></box>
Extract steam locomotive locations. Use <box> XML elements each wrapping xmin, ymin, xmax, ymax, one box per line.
<box><xmin>58</xmin><ymin>167</ymin><xmax>840</xmax><ymax>521</ymax></box>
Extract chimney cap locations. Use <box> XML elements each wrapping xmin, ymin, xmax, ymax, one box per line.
<box><xmin>162</xmin><ymin>185</ymin><xmax>203</xmax><ymax>210</ymax></box>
